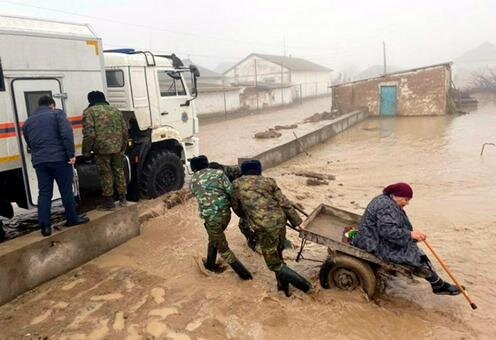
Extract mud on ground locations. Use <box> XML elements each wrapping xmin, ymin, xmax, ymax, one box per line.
<box><xmin>0</xmin><ymin>198</ymin><xmax>477</xmax><ymax>339</ymax></box>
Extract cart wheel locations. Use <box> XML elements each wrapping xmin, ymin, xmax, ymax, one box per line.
<box><xmin>319</xmin><ymin>254</ymin><xmax>376</xmax><ymax>297</ymax></box>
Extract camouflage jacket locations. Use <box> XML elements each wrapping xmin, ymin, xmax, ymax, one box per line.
<box><xmin>82</xmin><ymin>103</ymin><xmax>128</xmax><ymax>155</ymax></box>
<box><xmin>223</xmin><ymin>165</ymin><xmax>242</xmax><ymax>182</ymax></box>
<box><xmin>189</xmin><ymin>168</ymin><xmax>233</xmax><ymax>219</ymax></box>
<box><xmin>231</xmin><ymin>175</ymin><xmax>302</xmax><ymax>230</ymax></box>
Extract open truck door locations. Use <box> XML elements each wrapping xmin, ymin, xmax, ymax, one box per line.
<box><xmin>11</xmin><ymin>78</ymin><xmax>65</xmax><ymax>207</ymax></box>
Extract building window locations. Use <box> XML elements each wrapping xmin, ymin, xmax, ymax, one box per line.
<box><xmin>158</xmin><ymin>71</ymin><xmax>187</xmax><ymax>97</ymax></box>
<box><xmin>0</xmin><ymin>57</ymin><xmax>5</xmax><ymax>92</ymax></box>
<box><xmin>105</xmin><ymin>70</ymin><xmax>125</xmax><ymax>87</ymax></box>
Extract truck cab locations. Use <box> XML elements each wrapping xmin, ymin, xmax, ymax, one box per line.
<box><xmin>101</xmin><ymin>50</ymin><xmax>200</xmax><ymax>198</ymax></box>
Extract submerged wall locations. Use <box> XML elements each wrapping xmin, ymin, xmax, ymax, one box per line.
<box><xmin>238</xmin><ymin>110</ymin><xmax>368</xmax><ymax>169</ymax></box>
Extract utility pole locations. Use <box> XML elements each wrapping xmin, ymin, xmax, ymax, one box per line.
<box><xmin>283</xmin><ymin>36</ymin><xmax>286</xmax><ymax>57</ymax></box>
<box><xmin>281</xmin><ymin>62</ymin><xmax>284</xmax><ymax>104</ymax></box>
<box><xmin>383</xmin><ymin>41</ymin><xmax>387</xmax><ymax>74</ymax></box>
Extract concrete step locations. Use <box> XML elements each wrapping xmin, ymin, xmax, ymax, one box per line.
<box><xmin>0</xmin><ymin>205</ymin><xmax>140</xmax><ymax>306</ymax></box>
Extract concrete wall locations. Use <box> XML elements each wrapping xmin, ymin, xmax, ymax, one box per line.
<box><xmin>238</xmin><ymin>110</ymin><xmax>368</xmax><ymax>169</ymax></box>
<box><xmin>195</xmin><ymin>89</ymin><xmax>241</xmax><ymax>116</ymax></box>
<box><xmin>240</xmin><ymin>86</ymin><xmax>294</xmax><ymax>110</ymax></box>
<box><xmin>224</xmin><ymin>55</ymin><xmax>291</xmax><ymax>85</ymax></box>
<box><xmin>332</xmin><ymin>64</ymin><xmax>452</xmax><ymax>116</ymax></box>
<box><xmin>0</xmin><ymin>206</ymin><xmax>140</xmax><ymax>306</ymax></box>
<box><xmin>291</xmin><ymin>71</ymin><xmax>331</xmax><ymax>97</ymax></box>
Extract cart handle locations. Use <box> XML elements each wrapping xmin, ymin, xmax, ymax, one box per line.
<box><xmin>292</xmin><ymin>204</ymin><xmax>309</xmax><ymax>217</ymax></box>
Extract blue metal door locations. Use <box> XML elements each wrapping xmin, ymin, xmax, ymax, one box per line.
<box><xmin>380</xmin><ymin>85</ymin><xmax>397</xmax><ymax>116</ymax></box>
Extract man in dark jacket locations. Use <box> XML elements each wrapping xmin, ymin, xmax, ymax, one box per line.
<box><xmin>23</xmin><ymin>96</ymin><xmax>88</xmax><ymax>236</ymax></box>
<box><xmin>353</xmin><ymin>182</ymin><xmax>460</xmax><ymax>296</ymax></box>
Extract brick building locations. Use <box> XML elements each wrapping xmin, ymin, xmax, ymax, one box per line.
<box><xmin>331</xmin><ymin>63</ymin><xmax>453</xmax><ymax>116</ymax></box>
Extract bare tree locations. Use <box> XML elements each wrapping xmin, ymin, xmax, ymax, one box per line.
<box><xmin>469</xmin><ymin>67</ymin><xmax>496</xmax><ymax>90</ymax></box>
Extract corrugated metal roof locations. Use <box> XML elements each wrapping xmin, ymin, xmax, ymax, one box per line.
<box><xmin>254</xmin><ymin>53</ymin><xmax>332</xmax><ymax>72</ymax></box>
<box><xmin>224</xmin><ymin>53</ymin><xmax>332</xmax><ymax>74</ymax></box>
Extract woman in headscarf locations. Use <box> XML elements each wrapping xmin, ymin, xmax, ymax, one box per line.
<box><xmin>353</xmin><ymin>183</ymin><xmax>460</xmax><ymax>295</ymax></box>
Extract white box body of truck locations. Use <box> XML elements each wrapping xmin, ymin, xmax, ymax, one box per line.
<box><xmin>0</xmin><ymin>15</ymin><xmax>105</xmax><ymax>208</ymax></box>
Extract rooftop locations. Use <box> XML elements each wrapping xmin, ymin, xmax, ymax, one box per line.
<box><xmin>225</xmin><ymin>53</ymin><xmax>332</xmax><ymax>73</ymax></box>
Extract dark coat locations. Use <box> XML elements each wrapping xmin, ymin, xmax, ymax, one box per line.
<box><xmin>353</xmin><ymin>194</ymin><xmax>425</xmax><ymax>267</ymax></box>
<box><xmin>23</xmin><ymin>106</ymin><xmax>75</xmax><ymax>167</ymax></box>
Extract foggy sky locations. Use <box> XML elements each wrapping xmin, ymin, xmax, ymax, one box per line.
<box><xmin>1</xmin><ymin>0</ymin><xmax>495</xmax><ymax>74</ymax></box>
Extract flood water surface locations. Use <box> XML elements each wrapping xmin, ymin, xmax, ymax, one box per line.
<box><xmin>267</xmin><ymin>105</ymin><xmax>496</xmax><ymax>338</ymax></box>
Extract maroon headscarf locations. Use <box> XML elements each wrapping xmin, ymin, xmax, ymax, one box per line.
<box><xmin>383</xmin><ymin>182</ymin><xmax>413</xmax><ymax>199</ymax></box>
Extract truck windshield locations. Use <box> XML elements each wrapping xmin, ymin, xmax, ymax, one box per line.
<box><xmin>158</xmin><ymin>71</ymin><xmax>187</xmax><ymax>96</ymax></box>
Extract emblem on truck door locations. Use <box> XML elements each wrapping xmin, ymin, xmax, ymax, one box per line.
<box><xmin>181</xmin><ymin>111</ymin><xmax>189</xmax><ymax>123</ymax></box>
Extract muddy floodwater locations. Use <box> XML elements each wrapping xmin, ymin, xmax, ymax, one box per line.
<box><xmin>266</xmin><ymin>104</ymin><xmax>496</xmax><ymax>339</ymax></box>
<box><xmin>0</xmin><ymin>103</ymin><xmax>495</xmax><ymax>339</ymax></box>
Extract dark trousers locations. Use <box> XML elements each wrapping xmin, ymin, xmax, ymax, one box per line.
<box><xmin>35</xmin><ymin>161</ymin><xmax>78</xmax><ymax>227</ymax></box>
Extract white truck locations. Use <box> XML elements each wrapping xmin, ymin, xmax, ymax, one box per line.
<box><xmin>0</xmin><ymin>15</ymin><xmax>200</xmax><ymax>213</ymax></box>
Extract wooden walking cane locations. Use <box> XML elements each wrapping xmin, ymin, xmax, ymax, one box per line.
<box><xmin>423</xmin><ymin>240</ymin><xmax>477</xmax><ymax>310</ymax></box>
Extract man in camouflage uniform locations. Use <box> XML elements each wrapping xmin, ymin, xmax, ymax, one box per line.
<box><xmin>231</xmin><ymin>160</ymin><xmax>312</xmax><ymax>296</ymax></box>
<box><xmin>208</xmin><ymin>162</ymin><xmax>258</xmax><ymax>250</ymax></box>
<box><xmin>189</xmin><ymin>155</ymin><xmax>252</xmax><ymax>280</ymax></box>
<box><xmin>82</xmin><ymin>91</ymin><xmax>128</xmax><ymax>210</ymax></box>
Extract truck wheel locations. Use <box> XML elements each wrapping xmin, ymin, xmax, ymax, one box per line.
<box><xmin>139</xmin><ymin>151</ymin><xmax>185</xmax><ymax>198</ymax></box>
<box><xmin>319</xmin><ymin>254</ymin><xmax>376</xmax><ymax>298</ymax></box>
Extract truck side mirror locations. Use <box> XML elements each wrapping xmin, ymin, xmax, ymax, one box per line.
<box><xmin>189</xmin><ymin>64</ymin><xmax>200</xmax><ymax>78</ymax></box>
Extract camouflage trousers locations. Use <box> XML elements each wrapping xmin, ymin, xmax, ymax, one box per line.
<box><xmin>255</xmin><ymin>225</ymin><xmax>286</xmax><ymax>272</ymax></box>
<box><xmin>203</xmin><ymin>210</ymin><xmax>237</xmax><ymax>264</ymax></box>
<box><xmin>95</xmin><ymin>153</ymin><xmax>127</xmax><ymax>197</ymax></box>
<box><xmin>238</xmin><ymin>218</ymin><xmax>254</xmax><ymax>240</ymax></box>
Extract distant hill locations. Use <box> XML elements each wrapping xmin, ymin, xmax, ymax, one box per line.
<box><xmin>353</xmin><ymin>64</ymin><xmax>402</xmax><ymax>81</ymax></box>
<box><xmin>455</xmin><ymin>42</ymin><xmax>496</xmax><ymax>63</ymax></box>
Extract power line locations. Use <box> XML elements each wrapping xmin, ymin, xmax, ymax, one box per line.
<box><xmin>0</xmin><ymin>0</ymin><xmax>338</xmax><ymax>52</ymax></box>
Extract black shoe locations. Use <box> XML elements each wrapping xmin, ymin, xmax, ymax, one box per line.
<box><xmin>64</xmin><ymin>214</ymin><xmax>90</xmax><ymax>227</ymax></box>
<box><xmin>229</xmin><ymin>259</ymin><xmax>253</xmax><ymax>280</ymax></box>
<box><xmin>277</xmin><ymin>266</ymin><xmax>312</xmax><ymax>295</ymax></box>
<box><xmin>98</xmin><ymin>196</ymin><xmax>115</xmax><ymax>211</ymax></box>
<box><xmin>118</xmin><ymin>194</ymin><xmax>127</xmax><ymax>207</ymax></box>
<box><xmin>40</xmin><ymin>225</ymin><xmax>52</xmax><ymax>237</ymax></box>
<box><xmin>276</xmin><ymin>272</ymin><xmax>290</xmax><ymax>297</ymax></box>
<box><xmin>432</xmin><ymin>281</ymin><xmax>462</xmax><ymax>296</ymax></box>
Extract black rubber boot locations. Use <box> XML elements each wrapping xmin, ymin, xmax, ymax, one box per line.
<box><xmin>432</xmin><ymin>280</ymin><xmax>461</xmax><ymax>296</ymax></box>
<box><xmin>278</xmin><ymin>266</ymin><xmax>312</xmax><ymax>294</ymax></box>
<box><xmin>98</xmin><ymin>196</ymin><xmax>115</xmax><ymax>211</ymax></box>
<box><xmin>40</xmin><ymin>225</ymin><xmax>52</xmax><ymax>237</ymax></box>
<box><xmin>229</xmin><ymin>260</ymin><xmax>253</xmax><ymax>280</ymax></box>
<box><xmin>203</xmin><ymin>244</ymin><xmax>218</xmax><ymax>271</ymax></box>
<box><xmin>118</xmin><ymin>194</ymin><xmax>127</xmax><ymax>207</ymax></box>
<box><xmin>276</xmin><ymin>272</ymin><xmax>290</xmax><ymax>297</ymax></box>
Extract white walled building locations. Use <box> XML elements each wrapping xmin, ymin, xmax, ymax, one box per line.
<box><xmin>223</xmin><ymin>53</ymin><xmax>332</xmax><ymax>100</ymax></box>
